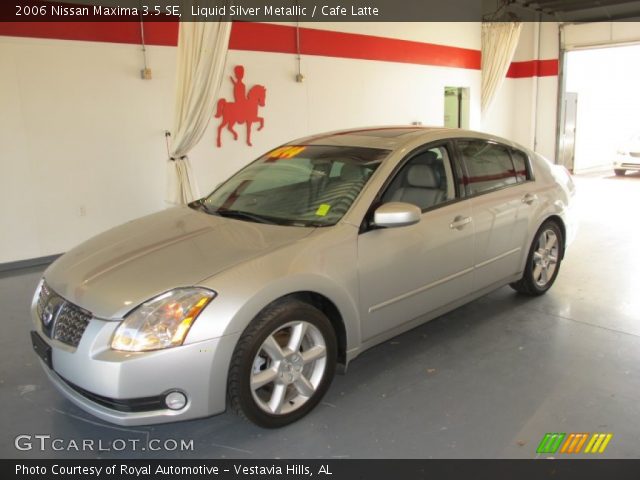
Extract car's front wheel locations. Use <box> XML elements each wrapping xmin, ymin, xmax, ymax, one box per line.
<box><xmin>510</xmin><ymin>220</ymin><xmax>563</xmax><ymax>296</ymax></box>
<box><xmin>227</xmin><ymin>299</ymin><xmax>337</xmax><ymax>428</ymax></box>
<box><xmin>614</xmin><ymin>168</ymin><xmax>626</xmax><ymax>176</ymax></box>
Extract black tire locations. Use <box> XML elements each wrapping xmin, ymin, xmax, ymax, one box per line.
<box><xmin>227</xmin><ymin>299</ymin><xmax>337</xmax><ymax>428</ymax></box>
<box><xmin>510</xmin><ymin>220</ymin><xmax>564</xmax><ymax>296</ymax></box>
<box><xmin>614</xmin><ymin>169</ymin><xmax>626</xmax><ymax>176</ymax></box>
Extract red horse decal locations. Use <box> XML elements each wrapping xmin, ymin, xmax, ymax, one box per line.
<box><xmin>215</xmin><ymin>66</ymin><xmax>266</xmax><ymax>147</ymax></box>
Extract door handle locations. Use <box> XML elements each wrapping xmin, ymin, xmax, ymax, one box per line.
<box><xmin>522</xmin><ymin>193</ymin><xmax>538</xmax><ymax>205</ymax></box>
<box><xmin>450</xmin><ymin>215</ymin><xmax>472</xmax><ymax>230</ymax></box>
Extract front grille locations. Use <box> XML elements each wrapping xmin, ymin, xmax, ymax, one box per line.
<box><xmin>37</xmin><ymin>281</ymin><xmax>92</xmax><ymax>348</ymax></box>
<box><xmin>53</xmin><ymin>302</ymin><xmax>91</xmax><ymax>346</ymax></box>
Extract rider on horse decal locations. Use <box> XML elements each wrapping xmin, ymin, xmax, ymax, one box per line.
<box><xmin>215</xmin><ymin>66</ymin><xmax>266</xmax><ymax>147</ymax></box>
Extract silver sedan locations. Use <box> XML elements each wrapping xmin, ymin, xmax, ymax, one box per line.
<box><xmin>30</xmin><ymin>127</ymin><xmax>577</xmax><ymax>428</ymax></box>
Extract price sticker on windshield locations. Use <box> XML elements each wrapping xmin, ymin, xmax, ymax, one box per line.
<box><xmin>267</xmin><ymin>146</ymin><xmax>306</xmax><ymax>159</ymax></box>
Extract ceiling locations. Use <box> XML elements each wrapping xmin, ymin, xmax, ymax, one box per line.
<box><xmin>488</xmin><ymin>0</ymin><xmax>640</xmax><ymax>21</ymax></box>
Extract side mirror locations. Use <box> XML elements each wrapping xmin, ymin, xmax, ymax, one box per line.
<box><xmin>373</xmin><ymin>202</ymin><xmax>421</xmax><ymax>228</ymax></box>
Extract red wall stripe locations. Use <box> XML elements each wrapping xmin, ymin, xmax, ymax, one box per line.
<box><xmin>229</xmin><ymin>22</ymin><xmax>481</xmax><ymax>70</ymax></box>
<box><xmin>0</xmin><ymin>21</ymin><xmax>557</xmax><ymax>78</ymax></box>
<box><xmin>0</xmin><ymin>21</ymin><xmax>178</xmax><ymax>46</ymax></box>
<box><xmin>506</xmin><ymin>59</ymin><xmax>558</xmax><ymax>78</ymax></box>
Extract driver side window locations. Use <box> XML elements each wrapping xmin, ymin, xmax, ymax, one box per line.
<box><xmin>381</xmin><ymin>145</ymin><xmax>455</xmax><ymax>211</ymax></box>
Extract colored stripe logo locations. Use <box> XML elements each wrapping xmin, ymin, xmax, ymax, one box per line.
<box><xmin>584</xmin><ymin>433</ymin><xmax>614</xmax><ymax>454</ymax></box>
<box><xmin>560</xmin><ymin>433</ymin><xmax>589</xmax><ymax>454</ymax></box>
<box><xmin>537</xmin><ymin>433</ymin><xmax>566</xmax><ymax>453</ymax></box>
<box><xmin>537</xmin><ymin>433</ymin><xmax>613</xmax><ymax>454</ymax></box>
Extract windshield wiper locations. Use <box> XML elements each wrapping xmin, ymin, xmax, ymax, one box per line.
<box><xmin>214</xmin><ymin>209</ymin><xmax>277</xmax><ymax>225</ymax></box>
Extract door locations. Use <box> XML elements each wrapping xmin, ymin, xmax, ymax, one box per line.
<box><xmin>456</xmin><ymin>139</ymin><xmax>532</xmax><ymax>289</ymax></box>
<box><xmin>357</xmin><ymin>143</ymin><xmax>475</xmax><ymax>341</ymax></box>
<box><xmin>444</xmin><ymin>87</ymin><xmax>470</xmax><ymax>129</ymax></box>
<box><xmin>558</xmin><ymin>92</ymin><xmax>578</xmax><ymax>172</ymax></box>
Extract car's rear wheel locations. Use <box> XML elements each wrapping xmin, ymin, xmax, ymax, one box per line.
<box><xmin>227</xmin><ymin>299</ymin><xmax>336</xmax><ymax>428</ymax></box>
<box><xmin>510</xmin><ymin>220</ymin><xmax>563</xmax><ymax>296</ymax></box>
<box><xmin>614</xmin><ymin>169</ymin><xmax>626</xmax><ymax>176</ymax></box>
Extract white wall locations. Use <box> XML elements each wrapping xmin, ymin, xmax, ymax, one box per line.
<box><xmin>0</xmin><ymin>36</ymin><xmax>176</xmax><ymax>263</ymax></box>
<box><xmin>1</xmin><ymin>21</ymin><xmax>558</xmax><ymax>263</ymax></box>
<box><xmin>189</xmin><ymin>49</ymin><xmax>482</xmax><ymax>194</ymax></box>
<box><xmin>189</xmin><ymin>22</ymin><xmax>484</xmax><ymax>193</ymax></box>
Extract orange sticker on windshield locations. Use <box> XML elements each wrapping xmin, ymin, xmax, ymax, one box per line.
<box><xmin>267</xmin><ymin>146</ymin><xmax>306</xmax><ymax>159</ymax></box>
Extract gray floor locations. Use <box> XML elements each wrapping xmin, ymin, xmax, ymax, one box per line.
<box><xmin>2</xmin><ymin>172</ymin><xmax>639</xmax><ymax>459</ymax></box>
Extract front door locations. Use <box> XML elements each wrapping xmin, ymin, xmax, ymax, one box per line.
<box><xmin>357</xmin><ymin>143</ymin><xmax>475</xmax><ymax>342</ymax></box>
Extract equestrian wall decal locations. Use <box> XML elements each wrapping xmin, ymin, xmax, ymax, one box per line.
<box><xmin>215</xmin><ymin>66</ymin><xmax>267</xmax><ymax>147</ymax></box>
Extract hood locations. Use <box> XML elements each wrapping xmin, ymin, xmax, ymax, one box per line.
<box><xmin>44</xmin><ymin>207</ymin><xmax>314</xmax><ymax>319</ymax></box>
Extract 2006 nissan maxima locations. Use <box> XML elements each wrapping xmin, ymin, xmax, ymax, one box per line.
<box><xmin>30</xmin><ymin>127</ymin><xmax>577</xmax><ymax>428</ymax></box>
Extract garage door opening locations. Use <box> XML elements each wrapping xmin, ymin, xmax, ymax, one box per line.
<box><xmin>561</xmin><ymin>44</ymin><xmax>640</xmax><ymax>174</ymax></box>
<box><xmin>444</xmin><ymin>87</ymin><xmax>470</xmax><ymax>129</ymax></box>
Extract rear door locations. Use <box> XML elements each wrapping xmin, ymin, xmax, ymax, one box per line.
<box><xmin>455</xmin><ymin>139</ymin><xmax>532</xmax><ymax>289</ymax></box>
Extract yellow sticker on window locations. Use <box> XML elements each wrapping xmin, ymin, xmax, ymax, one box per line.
<box><xmin>267</xmin><ymin>146</ymin><xmax>306</xmax><ymax>159</ymax></box>
<box><xmin>315</xmin><ymin>204</ymin><xmax>331</xmax><ymax>216</ymax></box>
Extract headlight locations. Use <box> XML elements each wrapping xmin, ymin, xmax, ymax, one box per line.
<box><xmin>617</xmin><ymin>150</ymin><xmax>628</xmax><ymax>156</ymax></box>
<box><xmin>111</xmin><ymin>288</ymin><xmax>215</xmax><ymax>352</ymax></box>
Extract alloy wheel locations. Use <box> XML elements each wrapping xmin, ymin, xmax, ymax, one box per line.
<box><xmin>532</xmin><ymin>229</ymin><xmax>559</xmax><ymax>288</ymax></box>
<box><xmin>250</xmin><ymin>321</ymin><xmax>327</xmax><ymax>415</ymax></box>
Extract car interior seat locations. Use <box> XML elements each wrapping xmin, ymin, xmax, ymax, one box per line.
<box><xmin>388</xmin><ymin>152</ymin><xmax>446</xmax><ymax>210</ymax></box>
<box><xmin>309</xmin><ymin>162</ymin><xmax>367</xmax><ymax>218</ymax></box>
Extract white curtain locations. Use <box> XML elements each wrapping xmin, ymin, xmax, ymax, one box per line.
<box><xmin>167</xmin><ymin>20</ymin><xmax>232</xmax><ymax>204</ymax></box>
<box><xmin>481</xmin><ymin>22</ymin><xmax>522</xmax><ymax>116</ymax></box>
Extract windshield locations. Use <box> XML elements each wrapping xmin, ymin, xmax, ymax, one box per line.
<box><xmin>198</xmin><ymin>145</ymin><xmax>387</xmax><ymax>227</ymax></box>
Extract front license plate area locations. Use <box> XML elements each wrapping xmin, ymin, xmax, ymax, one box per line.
<box><xmin>31</xmin><ymin>331</ymin><xmax>53</xmax><ymax>369</ymax></box>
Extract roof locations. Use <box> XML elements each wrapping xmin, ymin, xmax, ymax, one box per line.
<box><xmin>286</xmin><ymin>126</ymin><xmax>524</xmax><ymax>152</ymax></box>
<box><xmin>288</xmin><ymin>126</ymin><xmax>449</xmax><ymax>150</ymax></box>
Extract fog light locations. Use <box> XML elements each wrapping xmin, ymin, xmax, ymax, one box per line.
<box><xmin>165</xmin><ymin>391</ymin><xmax>187</xmax><ymax>410</ymax></box>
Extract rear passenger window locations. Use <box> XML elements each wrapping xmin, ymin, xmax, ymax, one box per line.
<box><xmin>510</xmin><ymin>149</ymin><xmax>532</xmax><ymax>183</ymax></box>
<box><xmin>457</xmin><ymin>140</ymin><xmax>518</xmax><ymax>195</ymax></box>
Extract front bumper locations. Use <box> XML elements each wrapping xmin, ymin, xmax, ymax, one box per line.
<box><xmin>32</xmin><ymin>310</ymin><xmax>240</xmax><ymax>426</ymax></box>
<box><xmin>614</xmin><ymin>154</ymin><xmax>640</xmax><ymax>171</ymax></box>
